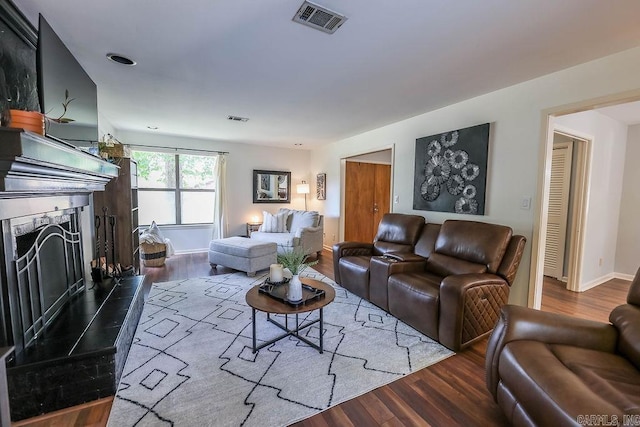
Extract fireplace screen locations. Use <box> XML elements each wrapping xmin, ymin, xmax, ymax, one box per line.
<box><xmin>12</xmin><ymin>213</ymin><xmax>84</xmax><ymax>351</ymax></box>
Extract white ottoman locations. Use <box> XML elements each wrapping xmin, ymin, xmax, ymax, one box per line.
<box><xmin>208</xmin><ymin>237</ymin><xmax>276</xmax><ymax>277</ymax></box>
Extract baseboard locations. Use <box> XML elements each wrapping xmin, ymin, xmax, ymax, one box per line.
<box><xmin>174</xmin><ymin>249</ymin><xmax>208</xmax><ymax>255</ymax></box>
<box><xmin>322</xmin><ymin>244</ymin><xmax>333</xmax><ymax>252</ymax></box>
<box><xmin>614</xmin><ymin>272</ymin><xmax>635</xmax><ymax>282</ymax></box>
<box><xmin>580</xmin><ymin>271</ymin><xmax>634</xmax><ymax>291</ymax></box>
<box><xmin>579</xmin><ymin>272</ymin><xmax>617</xmax><ymax>292</ymax></box>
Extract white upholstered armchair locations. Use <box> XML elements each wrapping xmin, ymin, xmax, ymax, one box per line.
<box><xmin>250</xmin><ymin>209</ymin><xmax>323</xmax><ymax>256</ymax></box>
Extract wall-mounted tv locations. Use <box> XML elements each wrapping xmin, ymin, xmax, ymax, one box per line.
<box><xmin>37</xmin><ymin>14</ymin><xmax>98</xmax><ymax>143</ymax></box>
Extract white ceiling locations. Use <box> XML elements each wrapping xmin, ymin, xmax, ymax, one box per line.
<box><xmin>14</xmin><ymin>0</ymin><xmax>640</xmax><ymax>148</ymax></box>
<box><xmin>597</xmin><ymin>101</ymin><xmax>640</xmax><ymax>126</ymax></box>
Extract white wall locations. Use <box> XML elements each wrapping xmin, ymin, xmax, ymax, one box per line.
<box><xmin>347</xmin><ymin>149</ymin><xmax>392</xmax><ymax>164</ymax></box>
<box><xmin>553</xmin><ymin>111</ymin><xmax>628</xmax><ymax>289</ymax></box>
<box><xmin>616</xmin><ymin>124</ymin><xmax>640</xmax><ymax>277</ymax></box>
<box><xmin>70</xmin><ymin>112</ymin><xmax>115</xmax><ymax>147</ymax></box>
<box><xmin>98</xmin><ymin>111</ymin><xmax>117</xmax><ymax>141</ymax></box>
<box><xmin>116</xmin><ymin>130</ymin><xmax>311</xmax><ymax>253</ymax></box>
<box><xmin>310</xmin><ymin>46</ymin><xmax>640</xmax><ymax>306</ymax></box>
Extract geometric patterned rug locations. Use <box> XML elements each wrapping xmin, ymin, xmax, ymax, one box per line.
<box><xmin>107</xmin><ymin>268</ymin><xmax>453</xmax><ymax>427</ymax></box>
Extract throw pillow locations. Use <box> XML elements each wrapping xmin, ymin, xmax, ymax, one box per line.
<box><xmin>289</xmin><ymin>210</ymin><xmax>319</xmax><ymax>231</ymax></box>
<box><xmin>261</xmin><ymin>211</ymin><xmax>289</xmax><ymax>233</ymax></box>
<box><xmin>278</xmin><ymin>208</ymin><xmax>293</xmax><ymax>231</ymax></box>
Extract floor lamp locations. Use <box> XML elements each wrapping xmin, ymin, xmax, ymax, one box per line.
<box><xmin>297</xmin><ymin>181</ymin><xmax>310</xmax><ymax>211</ymax></box>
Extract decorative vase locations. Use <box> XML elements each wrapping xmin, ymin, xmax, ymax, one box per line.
<box><xmin>8</xmin><ymin>109</ymin><xmax>45</xmax><ymax>135</ymax></box>
<box><xmin>287</xmin><ymin>274</ymin><xmax>303</xmax><ymax>302</ymax></box>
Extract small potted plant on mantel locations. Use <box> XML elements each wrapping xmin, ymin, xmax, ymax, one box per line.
<box><xmin>5</xmin><ymin>89</ymin><xmax>74</xmax><ymax>135</ymax></box>
<box><xmin>277</xmin><ymin>248</ymin><xmax>318</xmax><ymax>303</ymax></box>
<box><xmin>0</xmin><ymin>84</ymin><xmax>42</xmax><ymax>132</ymax></box>
<box><xmin>46</xmin><ymin>89</ymin><xmax>75</xmax><ymax>124</ymax></box>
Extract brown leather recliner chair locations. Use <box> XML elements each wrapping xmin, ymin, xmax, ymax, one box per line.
<box><xmin>486</xmin><ymin>268</ymin><xmax>640</xmax><ymax>426</ymax></box>
<box><xmin>332</xmin><ymin>213</ymin><xmax>425</xmax><ymax>299</ymax></box>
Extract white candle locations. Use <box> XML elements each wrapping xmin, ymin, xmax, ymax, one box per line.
<box><xmin>270</xmin><ymin>264</ymin><xmax>284</xmax><ymax>283</ymax></box>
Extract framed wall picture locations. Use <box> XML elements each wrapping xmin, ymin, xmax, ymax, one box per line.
<box><xmin>253</xmin><ymin>170</ymin><xmax>291</xmax><ymax>203</ymax></box>
<box><xmin>413</xmin><ymin>123</ymin><xmax>490</xmax><ymax>215</ymax></box>
<box><xmin>316</xmin><ymin>173</ymin><xmax>326</xmax><ymax>200</ymax></box>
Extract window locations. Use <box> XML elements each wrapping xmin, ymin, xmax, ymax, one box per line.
<box><xmin>132</xmin><ymin>150</ymin><xmax>216</xmax><ymax>225</ymax></box>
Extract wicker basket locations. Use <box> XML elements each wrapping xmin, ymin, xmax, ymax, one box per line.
<box><xmin>140</xmin><ymin>242</ymin><xmax>167</xmax><ymax>267</ymax></box>
<box><xmin>98</xmin><ymin>141</ymin><xmax>131</xmax><ymax>159</ymax></box>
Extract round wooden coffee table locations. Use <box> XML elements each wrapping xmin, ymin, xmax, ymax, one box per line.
<box><xmin>245</xmin><ymin>277</ymin><xmax>335</xmax><ymax>353</ymax></box>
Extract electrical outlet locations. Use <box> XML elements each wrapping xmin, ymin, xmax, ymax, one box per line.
<box><xmin>520</xmin><ymin>197</ymin><xmax>531</xmax><ymax>210</ymax></box>
<box><xmin>394</xmin><ymin>195</ymin><xmax>399</xmax><ymax>204</ymax></box>
<box><xmin>332</xmin><ymin>234</ymin><xmax>336</xmax><ymax>242</ymax></box>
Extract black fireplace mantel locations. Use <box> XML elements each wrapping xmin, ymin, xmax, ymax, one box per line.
<box><xmin>0</xmin><ymin>127</ymin><xmax>144</xmax><ymax>421</ymax></box>
<box><xmin>0</xmin><ymin>126</ymin><xmax>120</xmax><ymax>352</ymax></box>
<box><xmin>0</xmin><ymin>127</ymin><xmax>118</xmax><ymax>194</ymax></box>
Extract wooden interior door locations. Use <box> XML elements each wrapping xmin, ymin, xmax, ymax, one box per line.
<box><xmin>345</xmin><ymin>162</ymin><xmax>375</xmax><ymax>242</ymax></box>
<box><xmin>345</xmin><ymin>162</ymin><xmax>391</xmax><ymax>242</ymax></box>
<box><xmin>373</xmin><ymin>164</ymin><xmax>391</xmax><ymax>230</ymax></box>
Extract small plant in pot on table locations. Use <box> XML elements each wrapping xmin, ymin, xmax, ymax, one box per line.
<box><xmin>277</xmin><ymin>249</ymin><xmax>318</xmax><ymax>303</ymax></box>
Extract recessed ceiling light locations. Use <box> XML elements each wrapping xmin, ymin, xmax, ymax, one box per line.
<box><xmin>147</xmin><ymin>126</ymin><xmax>158</xmax><ymax>130</ymax></box>
<box><xmin>106</xmin><ymin>53</ymin><xmax>136</xmax><ymax>66</ymax></box>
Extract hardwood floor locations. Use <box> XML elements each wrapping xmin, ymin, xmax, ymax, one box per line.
<box><xmin>15</xmin><ymin>251</ymin><xmax>630</xmax><ymax>426</ymax></box>
<box><xmin>12</xmin><ymin>398</ymin><xmax>112</xmax><ymax>427</ymax></box>
<box><xmin>540</xmin><ymin>275</ymin><xmax>630</xmax><ymax>323</ymax></box>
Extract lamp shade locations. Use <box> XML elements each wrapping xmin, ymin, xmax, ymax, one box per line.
<box><xmin>296</xmin><ymin>183</ymin><xmax>310</xmax><ymax>194</ymax></box>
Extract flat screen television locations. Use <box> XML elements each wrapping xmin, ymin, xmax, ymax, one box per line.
<box><xmin>37</xmin><ymin>14</ymin><xmax>98</xmax><ymax>143</ymax></box>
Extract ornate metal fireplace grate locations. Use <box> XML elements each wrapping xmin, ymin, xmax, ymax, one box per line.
<box><xmin>13</xmin><ymin>218</ymin><xmax>84</xmax><ymax>352</ymax></box>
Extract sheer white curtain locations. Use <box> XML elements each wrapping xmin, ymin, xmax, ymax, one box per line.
<box><xmin>212</xmin><ymin>153</ymin><xmax>228</xmax><ymax>240</ymax></box>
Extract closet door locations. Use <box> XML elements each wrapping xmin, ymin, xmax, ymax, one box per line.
<box><xmin>345</xmin><ymin>162</ymin><xmax>375</xmax><ymax>242</ymax></box>
<box><xmin>544</xmin><ymin>142</ymin><xmax>572</xmax><ymax>279</ymax></box>
<box><xmin>373</xmin><ymin>164</ymin><xmax>391</xmax><ymax>232</ymax></box>
<box><xmin>345</xmin><ymin>162</ymin><xmax>391</xmax><ymax>242</ymax></box>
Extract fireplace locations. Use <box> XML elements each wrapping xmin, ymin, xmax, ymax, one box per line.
<box><xmin>11</xmin><ymin>210</ymin><xmax>84</xmax><ymax>356</ymax></box>
<box><xmin>0</xmin><ymin>128</ymin><xmax>144</xmax><ymax>421</ymax></box>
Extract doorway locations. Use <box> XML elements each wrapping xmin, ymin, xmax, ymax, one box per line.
<box><xmin>542</xmin><ymin>131</ymin><xmax>590</xmax><ymax>292</ymax></box>
<box><xmin>342</xmin><ymin>149</ymin><xmax>393</xmax><ymax>243</ymax></box>
<box><xmin>530</xmin><ymin>94</ymin><xmax>640</xmax><ymax>309</ymax></box>
<box><xmin>544</xmin><ymin>135</ymin><xmax>572</xmax><ymax>281</ymax></box>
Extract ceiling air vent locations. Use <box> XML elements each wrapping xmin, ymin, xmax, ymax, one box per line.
<box><xmin>292</xmin><ymin>1</ymin><xmax>347</xmax><ymax>34</ymax></box>
<box><xmin>227</xmin><ymin>115</ymin><xmax>249</xmax><ymax>122</ymax></box>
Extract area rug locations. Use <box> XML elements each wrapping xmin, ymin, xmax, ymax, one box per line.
<box><xmin>107</xmin><ymin>269</ymin><xmax>453</xmax><ymax>427</ymax></box>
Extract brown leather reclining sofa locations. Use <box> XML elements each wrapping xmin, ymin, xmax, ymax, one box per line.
<box><xmin>486</xmin><ymin>268</ymin><xmax>640</xmax><ymax>425</ymax></box>
<box><xmin>333</xmin><ymin>213</ymin><xmax>526</xmax><ymax>351</ymax></box>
